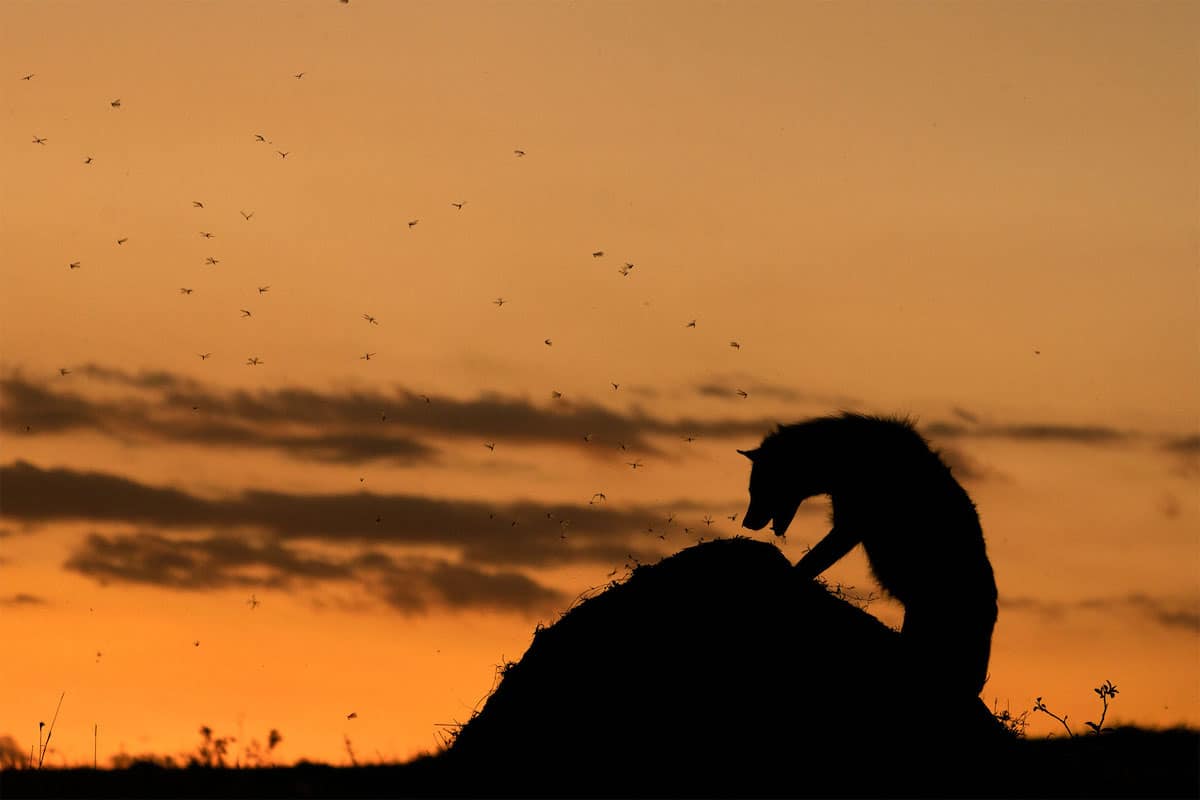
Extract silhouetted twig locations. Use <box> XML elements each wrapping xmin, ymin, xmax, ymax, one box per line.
<box><xmin>38</xmin><ymin>692</ymin><xmax>64</xmax><ymax>769</ymax></box>
<box><xmin>991</xmin><ymin>699</ymin><xmax>1029</xmax><ymax>738</ymax></box>
<box><xmin>815</xmin><ymin>576</ymin><xmax>878</xmax><ymax>610</ymax></box>
<box><xmin>1085</xmin><ymin>680</ymin><xmax>1119</xmax><ymax>734</ymax></box>
<box><xmin>192</xmin><ymin>725</ymin><xmax>236</xmax><ymax>766</ymax></box>
<box><xmin>1034</xmin><ymin>680</ymin><xmax>1120</xmax><ymax>738</ymax></box>
<box><xmin>1033</xmin><ymin>696</ymin><xmax>1074</xmax><ymax>737</ymax></box>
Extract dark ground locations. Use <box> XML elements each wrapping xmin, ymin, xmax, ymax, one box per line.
<box><xmin>4</xmin><ymin>728</ymin><xmax>1198</xmax><ymax>799</ymax></box>
<box><xmin>4</xmin><ymin>539</ymin><xmax>1196</xmax><ymax>799</ymax></box>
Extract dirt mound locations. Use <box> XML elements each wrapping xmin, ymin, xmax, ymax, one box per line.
<box><xmin>441</xmin><ymin>537</ymin><xmax>1007</xmax><ymax>797</ymax></box>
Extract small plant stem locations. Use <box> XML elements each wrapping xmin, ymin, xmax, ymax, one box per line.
<box><xmin>1033</xmin><ymin>699</ymin><xmax>1074</xmax><ymax>738</ymax></box>
<box><xmin>39</xmin><ymin>692</ymin><xmax>65</xmax><ymax>768</ymax></box>
<box><xmin>1048</xmin><ymin>710</ymin><xmax>1074</xmax><ymax>738</ymax></box>
<box><xmin>1095</xmin><ymin>693</ymin><xmax>1109</xmax><ymax>731</ymax></box>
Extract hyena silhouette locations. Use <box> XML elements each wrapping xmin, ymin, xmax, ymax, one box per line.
<box><xmin>739</xmin><ymin>412</ymin><xmax>998</xmax><ymax>696</ymax></box>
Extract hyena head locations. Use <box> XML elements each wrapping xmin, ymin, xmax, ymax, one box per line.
<box><xmin>738</xmin><ymin>445</ymin><xmax>813</xmax><ymax>538</ymax></box>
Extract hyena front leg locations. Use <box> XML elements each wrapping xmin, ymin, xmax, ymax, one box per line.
<box><xmin>793</xmin><ymin>526</ymin><xmax>860</xmax><ymax>581</ymax></box>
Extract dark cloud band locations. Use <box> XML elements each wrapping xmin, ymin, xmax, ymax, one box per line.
<box><xmin>1001</xmin><ymin>593</ymin><xmax>1200</xmax><ymax>634</ymax></box>
<box><xmin>0</xmin><ymin>461</ymin><xmax>673</xmax><ymax>569</ymax></box>
<box><xmin>2</xmin><ymin>368</ymin><xmax>783</xmax><ymax>464</ymax></box>
<box><xmin>64</xmin><ymin>531</ymin><xmax>565</xmax><ymax>615</ymax></box>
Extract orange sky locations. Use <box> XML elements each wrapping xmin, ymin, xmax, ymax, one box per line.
<box><xmin>2</xmin><ymin>0</ymin><xmax>1197</xmax><ymax>767</ymax></box>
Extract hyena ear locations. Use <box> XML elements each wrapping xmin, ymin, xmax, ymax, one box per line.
<box><xmin>737</xmin><ymin>448</ymin><xmax>759</xmax><ymax>461</ymax></box>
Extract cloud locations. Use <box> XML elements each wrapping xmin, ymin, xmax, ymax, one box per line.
<box><xmin>1002</xmin><ymin>593</ymin><xmax>1200</xmax><ymax>634</ymax></box>
<box><xmin>64</xmin><ymin>531</ymin><xmax>353</xmax><ymax>590</ymax></box>
<box><xmin>0</xmin><ymin>593</ymin><xmax>47</xmax><ymax>607</ymax></box>
<box><xmin>1161</xmin><ymin>434</ymin><xmax>1200</xmax><ymax>478</ymax></box>
<box><xmin>10</xmin><ymin>366</ymin><xmax>1185</xmax><ymax>473</ymax></box>
<box><xmin>64</xmin><ymin>531</ymin><xmax>566</xmax><ymax>615</ymax></box>
<box><xmin>920</xmin><ymin>421</ymin><xmax>971</xmax><ymax>438</ymax></box>
<box><xmin>1163</xmin><ymin>434</ymin><xmax>1200</xmax><ymax>453</ymax></box>
<box><xmin>951</xmin><ymin>406</ymin><xmax>981</xmax><ymax>424</ymax></box>
<box><xmin>374</xmin><ymin>559</ymin><xmax>564</xmax><ymax>614</ymax></box>
<box><xmin>1</xmin><ymin>375</ymin><xmax>434</xmax><ymax>465</ymax></box>
<box><xmin>0</xmin><ymin>461</ymin><xmax>672</xmax><ymax>570</ymax></box>
<box><xmin>1136</xmin><ymin>597</ymin><xmax>1200</xmax><ymax>632</ymax></box>
<box><xmin>77</xmin><ymin>364</ymin><xmax>201</xmax><ymax>391</ymax></box>
<box><xmin>922</xmin><ymin>420</ymin><xmax>1133</xmax><ymax>445</ymax></box>
<box><xmin>2</xmin><ymin>368</ymin><xmax>782</xmax><ymax>464</ymax></box>
<box><xmin>1077</xmin><ymin>593</ymin><xmax>1200</xmax><ymax>634</ymax></box>
<box><xmin>984</xmin><ymin>424</ymin><xmax>1131</xmax><ymax>444</ymax></box>
<box><xmin>3</xmin><ymin>460</ymin><xmax>734</xmax><ymax>613</ymax></box>
<box><xmin>923</xmin><ymin>418</ymin><xmax>1200</xmax><ymax>480</ymax></box>
<box><xmin>999</xmin><ymin>595</ymin><xmax>1067</xmax><ymax>619</ymax></box>
<box><xmin>1</xmin><ymin>461</ymin><xmax>214</xmax><ymax>528</ymax></box>
<box><xmin>0</xmin><ymin>378</ymin><xmax>115</xmax><ymax>435</ymax></box>
<box><xmin>694</xmin><ymin>377</ymin><xmax>858</xmax><ymax>406</ymax></box>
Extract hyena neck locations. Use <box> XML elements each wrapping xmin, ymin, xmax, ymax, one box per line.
<box><xmin>763</xmin><ymin>417</ymin><xmax>853</xmax><ymax>496</ymax></box>
<box><xmin>768</xmin><ymin>412</ymin><xmax>933</xmax><ymax>498</ymax></box>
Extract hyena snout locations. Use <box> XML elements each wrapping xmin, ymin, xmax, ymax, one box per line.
<box><xmin>741</xmin><ymin>507</ymin><xmax>771</xmax><ymax>531</ymax></box>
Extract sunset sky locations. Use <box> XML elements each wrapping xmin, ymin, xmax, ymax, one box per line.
<box><xmin>2</xmin><ymin>0</ymin><xmax>1197</xmax><ymax>767</ymax></box>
